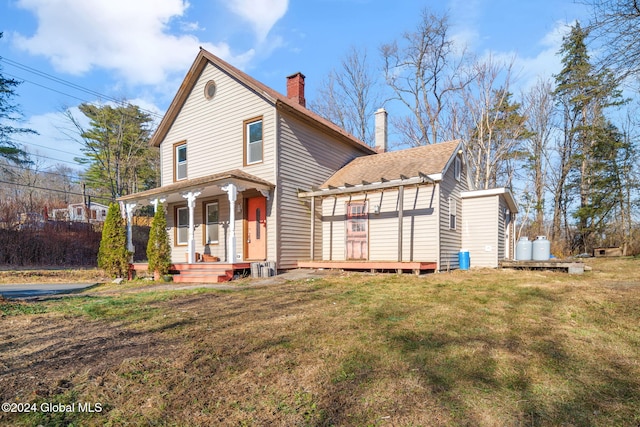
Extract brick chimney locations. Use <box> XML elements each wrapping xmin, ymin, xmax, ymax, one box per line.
<box><xmin>286</xmin><ymin>72</ymin><xmax>306</xmax><ymax>107</ymax></box>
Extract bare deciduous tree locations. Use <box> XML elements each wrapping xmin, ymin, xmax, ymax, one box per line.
<box><xmin>459</xmin><ymin>56</ymin><xmax>530</xmax><ymax>190</ymax></box>
<box><xmin>521</xmin><ymin>78</ymin><xmax>556</xmax><ymax>236</ymax></box>
<box><xmin>309</xmin><ymin>47</ymin><xmax>381</xmax><ymax>146</ymax></box>
<box><xmin>381</xmin><ymin>8</ymin><xmax>470</xmax><ymax>146</ymax></box>
<box><xmin>584</xmin><ymin>0</ymin><xmax>640</xmax><ymax>79</ymax></box>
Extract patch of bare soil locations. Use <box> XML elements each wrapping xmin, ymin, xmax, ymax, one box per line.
<box><xmin>0</xmin><ymin>315</ymin><xmax>179</xmax><ymax>403</ymax></box>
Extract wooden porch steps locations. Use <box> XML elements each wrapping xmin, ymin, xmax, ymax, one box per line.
<box><xmin>129</xmin><ymin>262</ymin><xmax>251</xmax><ymax>283</ymax></box>
<box><xmin>171</xmin><ymin>262</ymin><xmax>251</xmax><ymax>283</ymax></box>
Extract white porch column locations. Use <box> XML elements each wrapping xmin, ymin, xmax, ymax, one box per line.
<box><xmin>125</xmin><ymin>202</ymin><xmax>136</xmax><ymax>255</ymax></box>
<box><xmin>182</xmin><ymin>191</ymin><xmax>201</xmax><ymax>264</ymax></box>
<box><xmin>221</xmin><ymin>183</ymin><xmax>238</xmax><ymax>263</ymax></box>
<box><xmin>150</xmin><ymin>197</ymin><xmax>166</xmax><ymax>213</ymax></box>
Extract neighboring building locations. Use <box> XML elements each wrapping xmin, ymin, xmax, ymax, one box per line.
<box><xmin>119</xmin><ymin>48</ymin><xmax>517</xmax><ymax>279</ymax></box>
<box><xmin>51</xmin><ymin>202</ymin><xmax>109</xmax><ymax>223</ymax></box>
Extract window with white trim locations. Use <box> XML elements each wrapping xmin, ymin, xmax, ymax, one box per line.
<box><xmin>454</xmin><ymin>155</ymin><xmax>461</xmax><ymax>181</ymax></box>
<box><xmin>176</xmin><ymin>206</ymin><xmax>188</xmax><ymax>245</ymax></box>
<box><xmin>175</xmin><ymin>143</ymin><xmax>187</xmax><ymax>181</ymax></box>
<box><xmin>205</xmin><ymin>202</ymin><xmax>219</xmax><ymax>244</ymax></box>
<box><xmin>449</xmin><ymin>197</ymin><xmax>457</xmax><ymax>230</ymax></box>
<box><xmin>245</xmin><ymin>119</ymin><xmax>263</xmax><ymax>165</ymax></box>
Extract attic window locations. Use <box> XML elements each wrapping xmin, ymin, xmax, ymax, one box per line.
<box><xmin>454</xmin><ymin>155</ymin><xmax>461</xmax><ymax>181</ymax></box>
<box><xmin>204</xmin><ymin>80</ymin><xmax>216</xmax><ymax>100</ymax></box>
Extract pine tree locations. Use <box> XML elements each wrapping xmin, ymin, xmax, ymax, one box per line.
<box><xmin>0</xmin><ymin>32</ymin><xmax>35</xmax><ymax>165</ymax></box>
<box><xmin>553</xmin><ymin>22</ymin><xmax>625</xmax><ymax>252</ymax></box>
<box><xmin>98</xmin><ymin>203</ymin><xmax>130</xmax><ymax>278</ymax></box>
<box><xmin>146</xmin><ymin>202</ymin><xmax>171</xmax><ymax>278</ymax></box>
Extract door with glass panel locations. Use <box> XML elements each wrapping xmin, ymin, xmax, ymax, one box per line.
<box><xmin>245</xmin><ymin>196</ymin><xmax>266</xmax><ymax>260</ymax></box>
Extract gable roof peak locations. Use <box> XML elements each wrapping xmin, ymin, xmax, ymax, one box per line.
<box><xmin>149</xmin><ymin>48</ymin><xmax>374</xmax><ymax>154</ymax></box>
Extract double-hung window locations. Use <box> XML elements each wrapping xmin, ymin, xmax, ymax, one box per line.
<box><xmin>449</xmin><ymin>197</ymin><xmax>457</xmax><ymax>230</ymax></box>
<box><xmin>175</xmin><ymin>142</ymin><xmax>187</xmax><ymax>181</ymax></box>
<box><xmin>205</xmin><ymin>202</ymin><xmax>219</xmax><ymax>244</ymax></box>
<box><xmin>176</xmin><ymin>206</ymin><xmax>188</xmax><ymax>245</ymax></box>
<box><xmin>244</xmin><ymin>118</ymin><xmax>263</xmax><ymax>165</ymax></box>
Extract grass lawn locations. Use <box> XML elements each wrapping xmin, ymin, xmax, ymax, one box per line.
<box><xmin>1</xmin><ymin>258</ymin><xmax>639</xmax><ymax>426</ymax></box>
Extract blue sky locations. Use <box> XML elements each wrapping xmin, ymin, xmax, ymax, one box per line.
<box><xmin>0</xmin><ymin>0</ymin><xmax>591</xmax><ymax>171</ymax></box>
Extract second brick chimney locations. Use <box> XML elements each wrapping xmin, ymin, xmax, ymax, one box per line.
<box><xmin>286</xmin><ymin>72</ymin><xmax>306</xmax><ymax>107</ymax></box>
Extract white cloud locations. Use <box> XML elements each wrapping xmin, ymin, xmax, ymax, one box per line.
<box><xmin>225</xmin><ymin>0</ymin><xmax>289</xmax><ymax>42</ymax></box>
<box><xmin>513</xmin><ymin>21</ymin><xmax>573</xmax><ymax>90</ymax></box>
<box><xmin>12</xmin><ymin>0</ymin><xmax>255</xmax><ymax>86</ymax></box>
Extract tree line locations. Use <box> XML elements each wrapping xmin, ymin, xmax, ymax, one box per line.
<box><xmin>2</xmin><ymin>4</ymin><xmax>639</xmax><ymax>262</ymax></box>
<box><xmin>309</xmin><ymin>5</ymin><xmax>640</xmax><ymax>256</ymax></box>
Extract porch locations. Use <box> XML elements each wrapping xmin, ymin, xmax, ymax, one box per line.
<box><xmin>118</xmin><ymin>169</ymin><xmax>275</xmax><ymax>269</ymax></box>
<box><xmin>129</xmin><ymin>262</ymin><xmax>252</xmax><ymax>283</ymax></box>
<box><xmin>297</xmin><ymin>260</ymin><xmax>437</xmax><ymax>275</ymax></box>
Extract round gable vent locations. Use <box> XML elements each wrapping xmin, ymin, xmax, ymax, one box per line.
<box><xmin>204</xmin><ymin>80</ymin><xmax>216</xmax><ymax>100</ymax></box>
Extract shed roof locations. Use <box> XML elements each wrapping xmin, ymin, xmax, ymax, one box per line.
<box><xmin>321</xmin><ymin>140</ymin><xmax>461</xmax><ymax>188</ymax></box>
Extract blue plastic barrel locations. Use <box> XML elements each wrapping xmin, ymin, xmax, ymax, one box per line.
<box><xmin>458</xmin><ymin>250</ymin><xmax>470</xmax><ymax>270</ymax></box>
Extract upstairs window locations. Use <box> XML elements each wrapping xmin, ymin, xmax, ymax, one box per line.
<box><xmin>244</xmin><ymin>118</ymin><xmax>263</xmax><ymax>165</ymax></box>
<box><xmin>174</xmin><ymin>142</ymin><xmax>187</xmax><ymax>181</ymax></box>
<box><xmin>454</xmin><ymin>155</ymin><xmax>461</xmax><ymax>181</ymax></box>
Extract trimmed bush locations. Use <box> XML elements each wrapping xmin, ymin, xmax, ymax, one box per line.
<box><xmin>146</xmin><ymin>202</ymin><xmax>171</xmax><ymax>277</ymax></box>
<box><xmin>98</xmin><ymin>203</ymin><xmax>130</xmax><ymax>278</ymax></box>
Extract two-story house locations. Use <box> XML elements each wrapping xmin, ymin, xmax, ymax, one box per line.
<box><xmin>119</xmin><ymin>48</ymin><xmax>375</xmax><ymax>281</ymax></box>
<box><xmin>120</xmin><ymin>48</ymin><xmax>517</xmax><ymax>282</ymax></box>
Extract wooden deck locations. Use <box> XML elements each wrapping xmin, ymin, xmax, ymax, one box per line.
<box><xmin>297</xmin><ymin>260</ymin><xmax>437</xmax><ymax>274</ymax></box>
<box><xmin>129</xmin><ymin>262</ymin><xmax>252</xmax><ymax>283</ymax></box>
<box><xmin>499</xmin><ymin>260</ymin><xmax>587</xmax><ymax>274</ymax></box>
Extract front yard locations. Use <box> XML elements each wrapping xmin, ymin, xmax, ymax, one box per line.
<box><xmin>1</xmin><ymin>258</ymin><xmax>639</xmax><ymax>426</ymax></box>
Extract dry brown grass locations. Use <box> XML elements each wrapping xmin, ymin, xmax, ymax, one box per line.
<box><xmin>0</xmin><ymin>267</ymin><xmax>107</xmax><ymax>284</ymax></box>
<box><xmin>1</xmin><ymin>257</ymin><xmax>639</xmax><ymax>426</ymax></box>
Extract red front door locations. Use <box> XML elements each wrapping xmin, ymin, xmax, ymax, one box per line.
<box><xmin>246</xmin><ymin>196</ymin><xmax>267</xmax><ymax>260</ymax></box>
<box><xmin>346</xmin><ymin>201</ymin><xmax>368</xmax><ymax>260</ymax></box>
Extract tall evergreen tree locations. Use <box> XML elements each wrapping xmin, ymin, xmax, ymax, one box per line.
<box><xmin>146</xmin><ymin>202</ymin><xmax>171</xmax><ymax>278</ymax></box>
<box><xmin>98</xmin><ymin>202</ymin><xmax>130</xmax><ymax>278</ymax></box>
<box><xmin>553</xmin><ymin>22</ymin><xmax>626</xmax><ymax>252</ymax></box>
<box><xmin>66</xmin><ymin>102</ymin><xmax>158</xmax><ymax>200</ymax></box>
<box><xmin>0</xmin><ymin>32</ymin><xmax>35</xmax><ymax>165</ymax></box>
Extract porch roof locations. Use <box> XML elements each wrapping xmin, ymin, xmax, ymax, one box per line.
<box><xmin>322</xmin><ymin>140</ymin><xmax>460</xmax><ymax>188</ymax></box>
<box><xmin>298</xmin><ymin>140</ymin><xmax>461</xmax><ymax>198</ymax></box>
<box><xmin>117</xmin><ymin>169</ymin><xmax>274</xmax><ymax>205</ymax></box>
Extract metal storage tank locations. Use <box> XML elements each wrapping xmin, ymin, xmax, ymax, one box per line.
<box><xmin>532</xmin><ymin>236</ymin><xmax>551</xmax><ymax>261</ymax></box>
<box><xmin>516</xmin><ymin>236</ymin><xmax>532</xmax><ymax>260</ymax></box>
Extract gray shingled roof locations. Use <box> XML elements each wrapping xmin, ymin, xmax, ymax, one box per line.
<box><xmin>321</xmin><ymin>140</ymin><xmax>461</xmax><ymax>188</ymax></box>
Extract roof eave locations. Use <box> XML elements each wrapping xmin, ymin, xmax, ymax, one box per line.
<box><xmin>298</xmin><ymin>175</ymin><xmax>435</xmax><ymax>198</ymax></box>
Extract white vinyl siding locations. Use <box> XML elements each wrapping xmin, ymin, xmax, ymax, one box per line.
<box><xmin>159</xmin><ymin>63</ymin><xmax>277</xmax><ymax>263</ymax></box>
<box><xmin>322</xmin><ymin>185</ymin><xmax>438</xmax><ymax>262</ymax></box>
<box><xmin>160</xmin><ymin>63</ymin><xmax>276</xmax><ymax>187</ymax></box>
<box><xmin>278</xmin><ymin>113</ymin><xmax>370</xmax><ymax>269</ymax></box>
<box><xmin>461</xmin><ymin>196</ymin><xmax>499</xmax><ymax>267</ymax></box>
<box><xmin>439</xmin><ymin>155</ymin><xmax>468</xmax><ymax>270</ymax></box>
